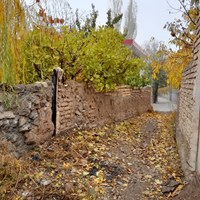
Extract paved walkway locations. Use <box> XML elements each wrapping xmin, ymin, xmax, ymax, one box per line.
<box><xmin>152</xmin><ymin>94</ymin><xmax>178</xmax><ymax>112</ymax></box>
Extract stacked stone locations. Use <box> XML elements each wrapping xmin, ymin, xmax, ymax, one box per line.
<box><xmin>0</xmin><ymin>82</ymin><xmax>54</xmax><ymax>157</ymax></box>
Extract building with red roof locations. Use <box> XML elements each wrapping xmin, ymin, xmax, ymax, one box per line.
<box><xmin>123</xmin><ymin>39</ymin><xmax>147</xmax><ymax>58</ymax></box>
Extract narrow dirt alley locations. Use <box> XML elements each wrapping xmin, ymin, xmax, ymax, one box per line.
<box><xmin>101</xmin><ymin>112</ymin><xmax>183</xmax><ymax>200</ymax></box>
<box><xmin>1</xmin><ymin>112</ymin><xmax>186</xmax><ymax>199</ymax></box>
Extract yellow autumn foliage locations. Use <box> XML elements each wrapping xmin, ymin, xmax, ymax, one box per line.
<box><xmin>151</xmin><ymin>45</ymin><xmax>193</xmax><ymax>88</ymax></box>
<box><xmin>151</xmin><ymin>5</ymin><xmax>199</xmax><ymax>88</ymax></box>
<box><xmin>0</xmin><ymin>0</ymin><xmax>26</xmax><ymax>85</ymax></box>
<box><xmin>164</xmin><ymin>48</ymin><xmax>192</xmax><ymax>88</ymax></box>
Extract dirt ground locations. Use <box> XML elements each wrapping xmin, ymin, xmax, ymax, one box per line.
<box><xmin>1</xmin><ymin>112</ymin><xmax>200</xmax><ymax>199</ymax></box>
<box><xmin>172</xmin><ymin>179</ymin><xmax>200</xmax><ymax>200</ymax></box>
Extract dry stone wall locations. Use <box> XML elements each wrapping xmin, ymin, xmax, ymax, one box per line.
<box><xmin>56</xmin><ymin>80</ymin><xmax>151</xmax><ymax>134</ymax></box>
<box><xmin>176</xmin><ymin>17</ymin><xmax>200</xmax><ymax>178</ymax></box>
<box><xmin>0</xmin><ymin>82</ymin><xmax>54</xmax><ymax>157</ymax></box>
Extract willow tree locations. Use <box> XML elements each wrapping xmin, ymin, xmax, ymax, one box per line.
<box><xmin>0</xmin><ymin>0</ymin><xmax>26</xmax><ymax>85</ymax></box>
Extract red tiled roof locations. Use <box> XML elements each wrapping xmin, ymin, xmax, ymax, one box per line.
<box><xmin>123</xmin><ymin>39</ymin><xmax>147</xmax><ymax>57</ymax></box>
<box><xmin>123</xmin><ymin>39</ymin><xmax>133</xmax><ymax>45</ymax></box>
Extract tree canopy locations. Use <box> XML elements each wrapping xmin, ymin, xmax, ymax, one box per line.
<box><xmin>123</xmin><ymin>0</ymin><xmax>137</xmax><ymax>39</ymax></box>
<box><xmin>150</xmin><ymin>0</ymin><xmax>199</xmax><ymax>88</ymax></box>
<box><xmin>0</xmin><ymin>0</ymin><xmax>148</xmax><ymax>92</ymax></box>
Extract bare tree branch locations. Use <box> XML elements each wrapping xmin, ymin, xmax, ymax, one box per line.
<box><xmin>177</xmin><ymin>0</ymin><xmax>196</xmax><ymax>25</ymax></box>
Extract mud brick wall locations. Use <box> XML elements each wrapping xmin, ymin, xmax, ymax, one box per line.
<box><xmin>56</xmin><ymin>80</ymin><xmax>152</xmax><ymax>134</ymax></box>
<box><xmin>176</xmin><ymin>17</ymin><xmax>200</xmax><ymax>178</ymax></box>
<box><xmin>0</xmin><ymin>82</ymin><xmax>54</xmax><ymax>157</ymax></box>
<box><xmin>0</xmin><ymin>74</ymin><xmax>151</xmax><ymax>157</ymax></box>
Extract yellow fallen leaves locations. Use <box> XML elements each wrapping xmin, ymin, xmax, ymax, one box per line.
<box><xmin>155</xmin><ymin>179</ymin><xmax>162</xmax><ymax>185</ymax></box>
<box><xmin>0</xmin><ymin>112</ymin><xmax>184</xmax><ymax>200</ymax></box>
<box><xmin>169</xmin><ymin>184</ymin><xmax>184</xmax><ymax>197</ymax></box>
<box><xmin>141</xmin><ymin>113</ymin><xmax>184</xmax><ymax>199</ymax></box>
<box><xmin>63</xmin><ymin>162</ymin><xmax>71</xmax><ymax>169</ymax></box>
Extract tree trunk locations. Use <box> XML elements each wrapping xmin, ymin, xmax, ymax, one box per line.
<box><xmin>168</xmin><ymin>85</ymin><xmax>172</xmax><ymax>101</ymax></box>
<box><xmin>152</xmin><ymin>80</ymin><xmax>158</xmax><ymax>103</ymax></box>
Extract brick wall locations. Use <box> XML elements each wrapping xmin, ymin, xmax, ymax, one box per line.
<box><xmin>56</xmin><ymin>80</ymin><xmax>152</xmax><ymax>134</ymax></box>
<box><xmin>176</xmin><ymin>17</ymin><xmax>200</xmax><ymax>178</ymax></box>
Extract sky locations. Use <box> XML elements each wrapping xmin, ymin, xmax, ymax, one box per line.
<box><xmin>26</xmin><ymin>0</ymin><xmax>183</xmax><ymax>47</ymax></box>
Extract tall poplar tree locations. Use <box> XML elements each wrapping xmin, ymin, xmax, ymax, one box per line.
<box><xmin>109</xmin><ymin>0</ymin><xmax>123</xmax><ymax>31</ymax></box>
<box><xmin>123</xmin><ymin>0</ymin><xmax>137</xmax><ymax>39</ymax></box>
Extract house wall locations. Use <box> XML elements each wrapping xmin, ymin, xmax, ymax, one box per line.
<box><xmin>176</xmin><ymin>17</ymin><xmax>200</xmax><ymax>178</ymax></box>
